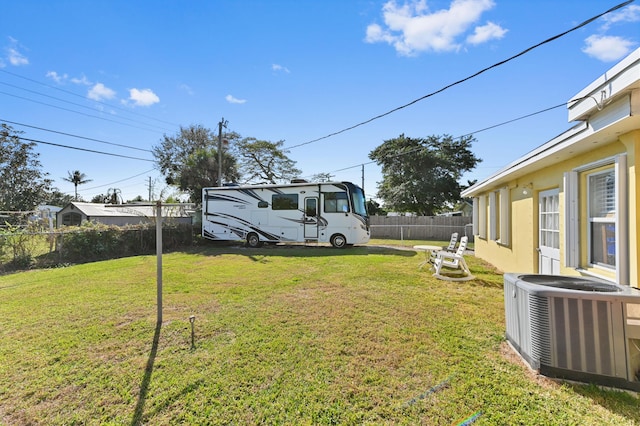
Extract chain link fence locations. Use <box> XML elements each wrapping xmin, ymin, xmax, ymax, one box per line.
<box><xmin>0</xmin><ymin>222</ymin><xmax>196</xmax><ymax>272</ymax></box>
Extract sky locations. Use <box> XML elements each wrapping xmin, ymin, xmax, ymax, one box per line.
<box><xmin>1</xmin><ymin>0</ymin><xmax>639</xmax><ymax>205</ymax></box>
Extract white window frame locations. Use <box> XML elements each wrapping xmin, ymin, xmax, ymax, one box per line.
<box><xmin>587</xmin><ymin>168</ymin><xmax>616</xmax><ymax>270</ymax></box>
<box><xmin>539</xmin><ymin>189</ymin><xmax>560</xmax><ymax>251</ymax></box>
<box><xmin>564</xmin><ymin>154</ymin><xmax>628</xmax><ymax>284</ymax></box>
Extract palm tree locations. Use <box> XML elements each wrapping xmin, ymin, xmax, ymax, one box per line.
<box><xmin>63</xmin><ymin>170</ymin><xmax>92</xmax><ymax>201</ymax></box>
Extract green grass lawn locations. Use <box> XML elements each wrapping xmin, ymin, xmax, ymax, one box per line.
<box><xmin>0</xmin><ymin>241</ymin><xmax>638</xmax><ymax>425</ymax></box>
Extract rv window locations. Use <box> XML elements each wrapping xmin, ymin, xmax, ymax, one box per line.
<box><xmin>272</xmin><ymin>194</ymin><xmax>298</xmax><ymax>210</ymax></box>
<box><xmin>324</xmin><ymin>192</ymin><xmax>349</xmax><ymax>213</ymax></box>
<box><xmin>258</xmin><ymin>201</ymin><xmax>269</xmax><ymax>208</ymax></box>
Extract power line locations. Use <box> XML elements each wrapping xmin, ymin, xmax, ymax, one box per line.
<box><xmin>0</xmin><ymin>68</ymin><xmax>180</xmax><ymax>128</ymax></box>
<box><xmin>284</xmin><ymin>0</ymin><xmax>633</xmax><ymax>151</ymax></box>
<box><xmin>0</xmin><ymin>90</ymin><xmax>166</xmax><ymax>134</ymax></box>
<box><xmin>321</xmin><ymin>99</ymin><xmax>572</xmax><ymax>176</ymax></box>
<box><xmin>77</xmin><ymin>169</ymin><xmax>157</xmax><ymax>193</ymax></box>
<box><xmin>18</xmin><ymin>136</ymin><xmax>154</xmax><ymax>162</ymax></box>
<box><xmin>1</xmin><ymin>118</ymin><xmax>152</xmax><ymax>153</ymax></box>
<box><xmin>0</xmin><ymin>80</ymin><xmax>174</xmax><ymax>133</ymax></box>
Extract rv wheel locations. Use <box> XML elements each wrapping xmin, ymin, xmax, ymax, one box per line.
<box><xmin>330</xmin><ymin>234</ymin><xmax>347</xmax><ymax>248</ymax></box>
<box><xmin>246</xmin><ymin>233</ymin><xmax>263</xmax><ymax>248</ymax></box>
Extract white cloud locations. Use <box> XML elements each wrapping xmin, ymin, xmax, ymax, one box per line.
<box><xmin>272</xmin><ymin>64</ymin><xmax>290</xmax><ymax>73</ymax></box>
<box><xmin>47</xmin><ymin>71</ymin><xmax>92</xmax><ymax>86</ymax></box>
<box><xmin>582</xmin><ymin>35</ymin><xmax>635</xmax><ymax>62</ymax></box>
<box><xmin>225</xmin><ymin>94</ymin><xmax>247</xmax><ymax>104</ymax></box>
<box><xmin>365</xmin><ymin>0</ymin><xmax>503</xmax><ymax>55</ymax></box>
<box><xmin>71</xmin><ymin>75</ymin><xmax>92</xmax><ymax>86</ymax></box>
<box><xmin>46</xmin><ymin>71</ymin><xmax>68</xmax><ymax>84</ymax></box>
<box><xmin>8</xmin><ymin>48</ymin><xmax>29</xmax><ymax>66</ymax></box>
<box><xmin>88</xmin><ymin>83</ymin><xmax>116</xmax><ymax>101</ymax></box>
<box><xmin>600</xmin><ymin>4</ymin><xmax>640</xmax><ymax>30</ymax></box>
<box><xmin>179</xmin><ymin>83</ymin><xmax>194</xmax><ymax>95</ymax></box>
<box><xmin>466</xmin><ymin>21</ymin><xmax>507</xmax><ymax>45</ymax></box>
<box><xmin>128</xmin><ymin>88</ymin><xmax>160</xmax><ymax>107</ymax></box>
<box><xmin>4</xmin><ymin>37</ymin><xmax>29</xmax><ymax>66</ymax></box>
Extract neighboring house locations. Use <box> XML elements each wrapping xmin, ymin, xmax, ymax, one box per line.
<box><xmin>462</xmin><ymin>48</ymin><xmax>640</xmax><ymax>287</ymax></box>
<box><xmin>56</xmin><ymin>202</ymin><xmax>194</xmax><ymax>227</ymax></box>
<box><xmin>437</xmin><ymin>201</ymin><xmax>473</xmax><ymax>217</ymax></box>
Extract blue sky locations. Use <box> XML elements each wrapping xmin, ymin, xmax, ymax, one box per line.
<box><xmin>1</xmin><ymin>0</ymin><xmax>639</xmax><ymax>204</ymax></box>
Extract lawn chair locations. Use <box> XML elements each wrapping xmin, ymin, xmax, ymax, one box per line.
<box><xmin>432</xmin><ymin>236</ymin><xmax>475</xmax><ymax>281</ymax></box>
<box><xmin>429</xmin><ymin>232</ymin><xmax>458</xmax><ymax>263</ymax></box>
<box><xmin>443</xmin><ymin>232</ymin><xmax>458</xmax><ymax>252</ymax></box>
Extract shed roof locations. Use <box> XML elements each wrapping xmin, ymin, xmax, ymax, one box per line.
<box><xmin>60</xmin><ymin>202</ymin><xmax>193</xmax><ymax>218</ymax></box>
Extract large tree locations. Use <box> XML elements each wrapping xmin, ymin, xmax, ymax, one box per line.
<box><xmin>152</xmin><ymin>124</ymin><xmax>240</xmax><ymax>202</ymax></box>
<box><xmin>368</xmin><ymin>134</ymin><xmax>481</xmax><ymax>215</ymax></box>
<box><xmin>180</xmin><ymin>147</ymin><xmax>239</xmax><ymax>201</ymax></box>
<box><xmin>0</xmin><ymin>124</ymin><xmax>52</xmax><ymax>218</ymax></box>
<box><xmin>234</xmin><ymin>138</ymin><xmax>302</xmax><ymax>184</ymax></box>
<box><xmin>43</xmin><ymin>190</ymin><xmax>74</xmax><ymax>207</ymax></box>
<box><xmin>310</xmin><ymin>172</ymin><xmax>335</xmax><ymax>182</ymax></box>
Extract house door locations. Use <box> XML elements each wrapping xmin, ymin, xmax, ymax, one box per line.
<box><xmin>304</xmin><ymin>197</ymin><xmax>319</xmax><ymax>239</ymax></box>
<box><xmin>538</xmin><ymin>189</ymin><xmax>560</xmax><ymax>274</ymax></box>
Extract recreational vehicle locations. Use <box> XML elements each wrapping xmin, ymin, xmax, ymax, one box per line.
<box><xmin>202</xmin><ymin>181</ymin><xmax>370</xmax><ymax>248</ymax></box>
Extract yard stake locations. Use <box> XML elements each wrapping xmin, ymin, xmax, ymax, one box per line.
<box><xmin>189</xmin><ymin>315</ymin><xmax>196</xmax><ymax>349</ymax></box>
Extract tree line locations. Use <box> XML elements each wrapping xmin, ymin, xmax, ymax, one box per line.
<box><xmin>0</xmin><ymin>122</ymin><xmax>481</xmax><ymax>222</ymax></box>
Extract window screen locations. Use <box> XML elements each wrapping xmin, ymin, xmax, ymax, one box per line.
<box><xmin>588</xmin><ymin>169</ymin><xmax>615</xmax><ymax>268</ymax></box>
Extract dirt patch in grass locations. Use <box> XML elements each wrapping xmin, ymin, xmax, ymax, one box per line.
<box><xmin>499</xmin><ymin>341</ymin><xmax>559</xmax><ymax>390</ymax></box>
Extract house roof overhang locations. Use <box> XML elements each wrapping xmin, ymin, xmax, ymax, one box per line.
<box><xmin>462</xmin><ymin>47</ymin><xmax>640</xmax><ymax>198</ymax></box>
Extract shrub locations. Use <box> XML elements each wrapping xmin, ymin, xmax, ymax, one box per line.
<box><xmin>0</xmin><ymin>222</ymin><xmax>43</xmax><ymax>271</ymax></box>
<box><xmin>0</xmin><ymin>221</ymin><xmax>196</xmax><ymax>272</ymax></box>
<box><xmin>56</xmin><ymin>222</ymin><xmax>194</xmax><ymax>264</ymax></box>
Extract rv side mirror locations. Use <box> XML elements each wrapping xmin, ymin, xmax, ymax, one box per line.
<box><xmin>343</xmin><ymin>205</ymin><xmax>348</xmax><ymax>215</ymax></box>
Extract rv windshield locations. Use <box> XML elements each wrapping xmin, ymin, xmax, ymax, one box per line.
<box><xmin>349</xmin><ymin>185</ymin><xmax>368</xmax><ymax>217</ymax></box>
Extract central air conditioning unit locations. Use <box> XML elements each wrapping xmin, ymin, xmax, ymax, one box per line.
<box><xmin>504</xmin><ymin>273</ymin><xmax>640</xmax><ymax>391</ymax></box>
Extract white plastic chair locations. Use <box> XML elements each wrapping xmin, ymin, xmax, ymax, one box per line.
<box><xmin>443</xmin><ymin>232</ymin><xmax>458</xmax><ymax>252</ymax></box>
<box><xmin>432</xmin><ymin>236</ymin><xmax>475</xmax><ymax>281</ymax></box>
<box><xmin>429</xmin><ymin>232</ymin><xmax>459</xmax><ymax>263</ymax></box>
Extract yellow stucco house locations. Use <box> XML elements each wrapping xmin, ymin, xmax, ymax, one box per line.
<box><xmin>462</xmin><ymin>47</ymin><xmax>640</xmax><ymax>287</ymax></box>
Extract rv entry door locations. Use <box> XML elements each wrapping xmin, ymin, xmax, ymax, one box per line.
<box><xmin>304</xmin><ymin>197</ymin><xmax>319</xmax><ymax>239</ymax></box>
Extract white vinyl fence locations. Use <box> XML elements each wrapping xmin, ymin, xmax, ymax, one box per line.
<box><xmin>369</xmin><ymin>215</ymin><xmax>473</xmax><ymax>242</ymax></box>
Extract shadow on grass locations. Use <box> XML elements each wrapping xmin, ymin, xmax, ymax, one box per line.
<box><xmin>567</xmin><ymin>383</ymin><xmax>640</xmax><ymax>423</ymax></box>
<box><xmin>144</xmin><ymin>379</ymin><xmax>206</xmax><ymax>420</ymax></box>
<box><xmin>192</xmin><ymin>241</ymin><xmax>418</xmax><ymax>259</ymax></box>
<box><xmin>131</xmin><ymin>322</ymin><xmax>161</xmax><ymax>426</ymax></box>
<box><xmin>0</xmin><ymin>241</ymin><xmax>418</xmax><ymax>275</ymax></box>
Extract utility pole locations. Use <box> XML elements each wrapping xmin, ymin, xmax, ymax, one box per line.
<box><xmin>361</xmin><ymin>164</ymin><xmax>365</xmax><ymax>192</ymax></box>
<box><xmin>148</xmin><ymin>176</ymin><xmax>152</xmax><ymax>201</ymax></box>
<box><xmin>217</xmin><ymin>117</ymin><xmax>228</xmax><ymax>187</ymax></box>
